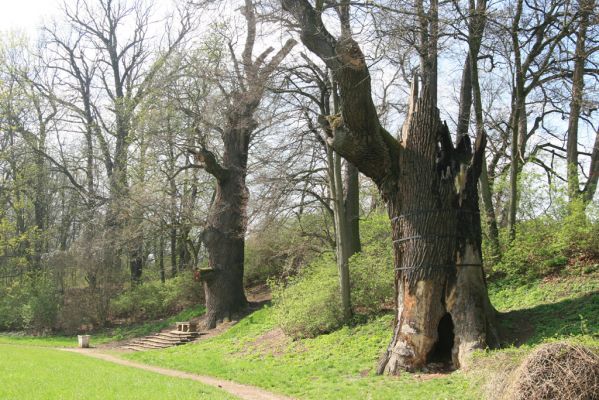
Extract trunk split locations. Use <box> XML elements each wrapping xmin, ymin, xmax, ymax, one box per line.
<box><xmin>280</xmin><ymin>0</ymin><xmax>497</xmax><ymax>373</ymax></box>
<box><xmin>377</xmin><ymin>89</ymin><xmax>498</xmax><ymax>373</ymax></box>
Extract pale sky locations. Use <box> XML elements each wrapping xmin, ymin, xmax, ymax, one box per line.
<box><xmin>0</xmin><ymin>0</ymin><xmax>177</xmax><ymax>38</ymax></box>
<box><xmin>0</xmin><ymin>0</ymin><xmax>62</xmax><ymax>36</ymax></box>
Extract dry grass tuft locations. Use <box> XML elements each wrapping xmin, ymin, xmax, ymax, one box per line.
<box><xmin>501</xmin><ymin>342</ymin><xmax>599</xmax><ymax>400</ymax></box>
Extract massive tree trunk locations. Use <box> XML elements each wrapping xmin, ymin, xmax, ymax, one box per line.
<box><xmin>197</xmin><ymin>120</ymin><xmax>252</xmax><ymax>328</ymax></box>
<box><xmin>281</xmin><ymin>0</ymin><xmax>497</xmax><ymax>373</ymax></box>
<box><xmin>202</xmin><ymin>155</ymin><xmax>249</xmax><ymax>328</ymax></box>
<box><xmin>378</xmin><ymin>89</ymin><xmax>497</xmax><ymax>373</ymax></box>
<box><xmin>191</xmin><ymin>0</ymin><xmax>295</xmax><ymax>328</ymax></box>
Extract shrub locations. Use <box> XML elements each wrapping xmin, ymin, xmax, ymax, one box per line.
<box><xmin>350</xmin><ymin>213</ymin><xmax>394</xmax><ymax>313</ymax></box>
<box><xmin>491</xmin><ymin>200</ymin><xmax>599</xmax><ymax>281</ymax></box>
<box><xmin>493</xmin><ymin>218</ymin><xmax>565</xmax><ymax>280</ymax></box>
<box><xmin>110</xmin><ymin>271</ymin><xmax>203</xmax><ymax>321</ymax></box>
<box><xmin>272</xmin><ymin>213</ymin><xmax>395</xmax><ymax>338</ymax></box>
<box><xmin>557</xmin><ymin>200</ymin><xmax>599</xmax><ymax>261</ymax></box>
<box><xmin>271</xmin><ymin>254</ymin><xmax>344</xmax><ymax>338</ymax></box>
<box><xmin>0</xmin><ymin>273</ymin><xmax>60</xmax><ymax>333</ymax></box>
<box><xmin>245</xmin><ymin>213</ymin><xmax>331</xmax><ymax>285</ymax></box>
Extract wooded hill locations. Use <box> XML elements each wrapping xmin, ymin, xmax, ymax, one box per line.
<box><xmin>1</xmin><ymin>0</ymin><xmax>598</xmax><ymax>378</ymax></box>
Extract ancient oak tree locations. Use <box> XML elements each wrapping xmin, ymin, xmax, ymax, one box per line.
<box><xmin>190</xmin><ymin>0</ymin><xmax>295</xmax><ymax>329</ymax></box>
<box><xmin>281</xmin><ymin>0</ymin><xmax>498</xmax><ymax>373</ymax></box>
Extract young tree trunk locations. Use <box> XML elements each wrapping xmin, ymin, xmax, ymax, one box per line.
<box><xmin>327</xmin><ymin>147</ymin><xmax>352</xmax><ymax>320</ymax></box>
<box><xmin>158</xmin><ymin>230</ymin><xmax>166</xmax><ymax>283</ymax></box>
<box><xmin>324</xmin><ymin>78</ymin><xmax>361</xmax><ymax>321</ymax></box>
<box><xmin>343</xmin><ymin>162</ymin><xmax>361</xmax><ymax>255</ymax></box>
<box><xmin>567</xmin><ymin>0</ymin><xmax>594</xmax><ymax>205</ymax></box>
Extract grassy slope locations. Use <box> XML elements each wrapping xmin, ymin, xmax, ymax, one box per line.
<box><xmin>0</xmin><ymin>345</ymin><xmax>235</xmax><ymax>400</ymax></box>
<box><xmin>128</xmin><ymin>309</ymin><xmax>473</xmax><ymax>400</ymax></box>
<box><xmin>126</xmin><ymin>274</ymin><xmax>599</xmax><ymax>400</ymax></box>
<box><xmin>0</xmin><ymin>306</ymin><xmax>205</xmax><ymax>348</ymax></box>
<box><xmin>490</xmin><ymin>276</ymin><xmax>599</xmax><ymax>345</ymax></box>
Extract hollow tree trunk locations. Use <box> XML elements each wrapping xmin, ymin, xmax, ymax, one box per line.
<box><xmin>281</xmin><ymin>0</ymin><xmax>498</xmax><ymax>372</ymax></box>
<box><xmin>377</xmin><ymin>92</ymin><xmax>498</xmax><ymax>373</ymax></box>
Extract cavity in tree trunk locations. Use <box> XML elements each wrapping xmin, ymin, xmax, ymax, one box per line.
<box><xmin>281</xmin><ymin>0</ymin><xmax>497</xmax><ymax>373</ymax></box>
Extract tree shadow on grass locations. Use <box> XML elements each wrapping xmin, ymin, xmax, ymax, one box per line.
<box><xmin>497</xmin><ymin>290</ymin><xmax>599</xmax><ymax>347</ymax></box>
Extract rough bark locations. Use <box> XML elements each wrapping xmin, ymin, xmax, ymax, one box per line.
<box><xmin>377</xmin><ymin>90</ymin><xmax>498</xmax><ymax>373</ymax></box>
<box><xmin>201</xmin><ymin>145</ymin><xmax>249</xmax><ymax>328</ymax></box>
<box><xmin>282</xmin><ymin>0</ymin><xmax>497</xmax><ymax>373</ymax></box>
<box><xmin>343</xmin><ymin>161</ymin><xmax>361</xmax><ymax>255</ymax></box>
<box><xmin>567</xmin><ymin>0</ymin><xmax>595</xmax><ymax>205</ymax></box>
<box><xmin>192</xmin><ymin>0</ymin><xmax>296</xmax><ymax>329</ymax></box>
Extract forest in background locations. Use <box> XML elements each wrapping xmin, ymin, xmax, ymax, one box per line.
<box><xmin>0</xmin><ymin>0</ymin><xmax>597</xmax><ymax>365</ymax></box>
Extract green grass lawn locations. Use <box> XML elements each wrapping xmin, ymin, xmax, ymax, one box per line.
<box><xmin>124</xmin><ymin>274</ymin><xmax>599</xmax><ymax>400</ymax></box>
<box><xmin>2</xmin><ymin>275</ymin><xmax>596</xmax><ymax>400</ymax></box>
<box><xmin>0</xmin><ymin>306</ymin><xmax>205</xmax><ymax>348</ymax></box>
<box><xmin>0</xmin><ymin>345</ymin><xmax>235</xmax><ymax>400</ymax></box>
<box><xmin>126</xmin><ymin>309</ymin><xmax>476</xmax><ymax>400</ymax></box>
<box><xmin>490</xmin><ymin>276</ymin><xmax>599</xmax><ymax>345</ymax></box>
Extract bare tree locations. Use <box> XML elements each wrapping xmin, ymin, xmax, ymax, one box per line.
<box><xmin>55</xmin><ymin>0</ymin><xmax>192</xmax><ymax>283</ymax></box>
<box><xmin>281</xmin><ymin>0</ymin><xmax>498</xmax><ymax>373</ymax></box>
<box><xmin>566</xmin><ymin>0</ymin><xmax>599</xmax><ymax>205</ymax></box>
<box><xmin>188</xmin><ymin>0</ymin><xmax>296</xmax><ymax>328</ymax></box>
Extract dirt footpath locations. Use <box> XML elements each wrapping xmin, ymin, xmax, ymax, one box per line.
<box><xmin>62</xmin><ymin>348</ymin><xmax>294</xmax><ymax>400</ymax></box>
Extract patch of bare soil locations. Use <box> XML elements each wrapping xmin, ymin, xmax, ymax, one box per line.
<box><xmin>413</xmin><ymin>372</ymin><xmax>451</xmax><ymax>381</ymax></box>
<box><xmin>242</xmin><ymin>328</ymin><xmax>297</xmax><ymax>357</ymax></box>
<box><xmin>246</xmin><ymin>283</ymin><xmax>272</xmax><ymax>304</ymax></box>
<box><xmin>61</xmin><ymin>348</ymin><xmax>295</xmax><ymax>400</ymax></box>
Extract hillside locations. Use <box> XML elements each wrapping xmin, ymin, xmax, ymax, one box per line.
<box><xmin>123</xmin><ymin>273</ymin><xmax>599</xmax><ymax>400</ymax></box>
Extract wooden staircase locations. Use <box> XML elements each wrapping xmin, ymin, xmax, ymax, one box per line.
<box><xmin>124</xmin><ymin>323</ymin><xmax>201</xmax><ymax>351</ymax></box>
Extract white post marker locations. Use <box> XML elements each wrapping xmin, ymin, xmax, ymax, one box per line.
<box><xmin>78</xmin><ymin>335</ymin><xmax>91</xmax><ymax>348</ymax></box>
